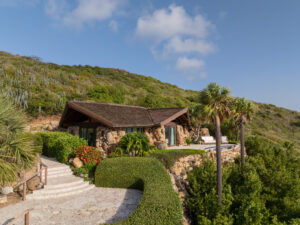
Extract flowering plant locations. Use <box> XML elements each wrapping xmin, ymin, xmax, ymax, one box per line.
<box><xmin>74</xmin><ymin>146</ymin><xmax>103</xmax><ymax>164</ymax></box>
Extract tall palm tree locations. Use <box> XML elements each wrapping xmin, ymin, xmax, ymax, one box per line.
<box><xmin>199</xmin><ymin>83</ymin><xmax>231</xmax><ymax>207</ymax></box>
<box><xmin>232</xmin><ymin>98</ymin><xmax>256</xmax><ymax>167</ymax></box>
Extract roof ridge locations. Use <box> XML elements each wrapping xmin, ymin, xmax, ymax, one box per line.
<box><xmin>147</xmin><ymin>107</ymin><xmax>186</xmax><ymax>110</ymax></box>
<box><xmin>69</xmin><ymin>101</ymin><xmax>147</xmax><ymax>109</ymax></box>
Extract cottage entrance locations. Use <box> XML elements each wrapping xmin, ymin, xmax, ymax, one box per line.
<box><xmin>165</xmin><ymin>126</ymin><xmax>176</xmax><ymax>146</ymax></box>
<box><xmin>80</xmin><ymin>127</ymin><xmax>96</xmax><ymax>147</ymax></box>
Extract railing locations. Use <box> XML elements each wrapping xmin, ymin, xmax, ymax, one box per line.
<box><xmin>6</xmin><ymin>208</ymin><xmax>34</xmax><ymax>225</ymax></box>
<box><xmin>14</xmin><ymin>154</ymin><xmax>48</xmax><ymax>201</ymax></box>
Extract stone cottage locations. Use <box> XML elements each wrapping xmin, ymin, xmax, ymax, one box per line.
<box><xmin>59</xmin><ymin>101</ymin><xmax>190</xmax><ymax>152</ymax></box>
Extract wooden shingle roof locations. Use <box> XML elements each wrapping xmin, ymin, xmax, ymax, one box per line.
<box><xmin>59</xmin><ymin>101</ymin><xmax>190</xmax><ymax>128</ymax></box>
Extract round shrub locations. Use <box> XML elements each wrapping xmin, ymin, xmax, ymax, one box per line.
<box><xmin>118</xmin><ymin>132</ymin><xmax>150</xmax><ymax>156</ymax></box>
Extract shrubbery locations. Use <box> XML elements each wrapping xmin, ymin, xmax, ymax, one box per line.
<box><xmin>118</xmin><ymin>132</ymin><xmax>151</xmax><ymax>156</ymax></box>
<box><xmin>187</xmin><ymin>136</ymin><xmax>300</xmax><ymax>224</ymax></box>
<box><xmin>39</xmin><ymin>132</ymin><xmax>87</xmax><ymax>164</ymax></box>
<box><xmin>95</xmin><ymin>157</ymin><xmax>182</xmax><ymax>225</ymax></box>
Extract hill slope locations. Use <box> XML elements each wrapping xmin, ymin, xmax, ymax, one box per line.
<box><xmin>0</xmin><ymin>51</ymin><xmax>299</xmax><ymax>148</ymax></box>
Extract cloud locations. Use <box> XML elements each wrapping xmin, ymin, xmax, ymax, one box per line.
<box><xmin>109</xmin><ymin>20</ymin><xmax>118</xmax><ymax>32</ymax></box>
<box><xmin>45</xmin><ymin>0</ymin><xmax>125</xmax><ymax>29</ymax></box>
<box><xmin>136</xmin><ymin>4</ymin><xmax>216</xmax><ymax>78</ymax></box>
<box><xmin>176</xmin><ymin>56</ymin><xmax>205</xmax><ymax>72</ymax></box>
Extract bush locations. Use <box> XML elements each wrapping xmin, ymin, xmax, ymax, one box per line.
<box><xmin>186</xmin><ymin>138</ymin><xmax>192</xmax><ymax>145</ymax></box>
<box><xmin>118</xmin><ymin>132</ymin><xmax>151</xmax><ymax>156</ymax></box>
<box><xmin>95</xmin><ymin>157</ymin><xmax>182</xmax><ymax>225</ymax></box>
<box><xmin>74</xmin><ymin>146</ymin><xmax>103</xmax><ymax>164</ymax></box>
<box><xmin>39</xmin><ymin>132</ymin><xmax>87</xmax><ymax>164</ymax></box>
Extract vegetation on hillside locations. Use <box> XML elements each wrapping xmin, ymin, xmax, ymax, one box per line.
<box><xmin>187</xmin><ymin>137</ymin><xmax>300</xmax><ymax>224</ymax></box>
<box><xmin>95</xmin><ymin>157</ymin><xmax>182</xmax><ymax>225</ymax></box>
<box><xmin>0</xmin><ymin>51</ymin><xmax>299</xmax><ymax>149</ymax></box>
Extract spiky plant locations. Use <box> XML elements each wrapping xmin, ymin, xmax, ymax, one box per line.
<box><xmin>199</xmin><ymin>82</ymin><xmax>232</xmax><ymax>207</ymax></box>
<box><xmin>0</xmin><ymin>96</ymin><xmax>36</xmax><ymax>186</ymax></box>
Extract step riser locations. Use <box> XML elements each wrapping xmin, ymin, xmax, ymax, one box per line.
<box><xmin>46</xmin><ymin>172</ymin><xmax>74</xmax><ymax>179</ymax></box>
<box><xmin>33</xmin><ymin>183</ymin><xmax>90</xmax><ymax>195</ymax></box>
<box><xmin>46</xmin><ymin>170</ymin><xmax>73</xmax><ymax>176</ymax></box>
<box><xmin>27</xmin><ymin>186</ymin><xmax>94</xmax><ymax>200</ymax></box>
<box><xmin>45</xmin><ymin>180</ymin><xmax>84</xmax><ymax>190</ymax></box>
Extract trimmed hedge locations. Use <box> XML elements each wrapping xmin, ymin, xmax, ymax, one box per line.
<box><xmin>39</xmin><ymin>132</ymin><xmax>87</xmax><ymax>164</ymax></box>
<box><xmin>95</xmin><ymin>157</ymin><xmax>182</xmax><ymax>225</ymax></box>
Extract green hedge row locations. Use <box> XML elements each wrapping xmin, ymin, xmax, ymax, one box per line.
<box><xmin>39</xmin><ymin>132</ymin><xmax>87</xmax><ymax>164</ymax></box>
<box><xmin>95</xmin><ymin>157</ymin><xmax>182</xmax><ymax>225</ymax></box>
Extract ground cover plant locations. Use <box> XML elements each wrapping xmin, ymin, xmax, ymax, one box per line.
<box><xmin>187</xmin><ymin>136</ymin><xmax>300</xmax><ymax>224</ymax></box>
<box><xmin>95</xmin><ymin>157</ymin><xmax>182</xmax><ymax>225</ymax></box>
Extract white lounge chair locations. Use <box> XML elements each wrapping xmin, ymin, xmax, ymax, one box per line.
<box><xmin>221</xmin><ymin>136</ymin><xmax>228</xmax><ymax>144</ymax></box>
<box><xmin>201</xmin><ymin>136</ymin><xmax>216</xmax><ymax>144</ymax></box>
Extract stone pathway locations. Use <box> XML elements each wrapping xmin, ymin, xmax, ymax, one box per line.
<box><xmin>0</xmin><ymin>157</ymin><xmax>142</xmax><ymax>225</ymax></box>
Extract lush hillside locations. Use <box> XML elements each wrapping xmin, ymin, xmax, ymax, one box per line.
<box><xmin>0</xmin><ymin>51</ymin><xmax>299</xmax><ymax>149</ymax></box>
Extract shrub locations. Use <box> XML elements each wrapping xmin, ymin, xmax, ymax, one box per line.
<box><xmin>95</xmin><ymin>157</ymin><xmax>182</xmax><ymax>225</ymax></box>
<box><xmin>118</xmin><ymin>132</ymin><xmax>151</xmax><ymax>156</ymax></box>
<box><xmin>186</xmin><ymin>138</ymin><xmax>192</xmax><ymax>145</ymax></box>
<box><xmin>74</xmin><ymin>146</ymin><xmax>103</xmax><ymax>164</ymax></box>
<box><xmin>39</xmin><ymin>132</ymin><xmax>87</xmax><ymax>164</ymax></box>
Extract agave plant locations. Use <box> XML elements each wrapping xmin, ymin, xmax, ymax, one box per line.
<box><xmin>0</xmin><ymin>95</ymin><xmax>36</xmax><ymax>186</ymax></box>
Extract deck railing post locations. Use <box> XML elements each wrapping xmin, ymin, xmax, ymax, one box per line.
<box><xmin>44</xmin><ymin>167</ymin><xmax>47</xmax><ymax>185</ymax></box>
<box><xmin>40</xmin><ymin>163</ymin><xmax>43</xmax><ymax>182</ymax></box>
<box><xmin>25</xmin><ymin>211</ymin><xmax>29</xmax><ymax>225</ymax></box>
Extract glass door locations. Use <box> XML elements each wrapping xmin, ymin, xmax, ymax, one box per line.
<box><xmin>164</xmin><ymin>126</ymin><xmax>176</xmax><ymax>146</ymax></box>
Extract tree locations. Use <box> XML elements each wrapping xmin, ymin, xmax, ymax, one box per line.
<box><xmin>232</xmin><ymin>98</ymin><xmax>256</xmax><ymax>167</ymax></box>
<box><xmin>189</xmin><ymin>104</ymin><xmax>206</xmax><ymax>141</ymax></box>
<box><xmin>0</xmin><ymin>96</ymin><xmax>37</xmax><ymax>186</ymax></box>
<box><xmin>199</xmin><ymin>83</ymin><xmax>232</xmax><ymax>206</ymax></box>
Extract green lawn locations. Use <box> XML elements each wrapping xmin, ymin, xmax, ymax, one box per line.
<box><xmin>95</xmin><ymin>157</ymin><xmax>182</xmax><ymax>225</ymax></box>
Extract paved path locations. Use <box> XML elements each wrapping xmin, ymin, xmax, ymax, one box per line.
<box><xmin>0</xmin><ymin>157</ymin><xmax>142</xmax><ymax>225</ymax></box>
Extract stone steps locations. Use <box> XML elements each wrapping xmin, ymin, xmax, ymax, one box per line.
<box><xmin>27</xmin><ymin>156</ymin><xmax>94</xmax><ymax>200</ymax></box>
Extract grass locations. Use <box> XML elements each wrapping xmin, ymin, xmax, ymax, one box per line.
<box><xmin>95</xmin><ymin>157</ymin><xmax>182</xmax><ymax>225</ymax></box>
<box><xmin>149</xmin><ymin>149</ymin><xmax>204</xmax><ymax>169</ymax></box>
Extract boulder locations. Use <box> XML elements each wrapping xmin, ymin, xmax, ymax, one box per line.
<box><xmin>69</xmin><ymin>158</ymin><xmax>74</xmax><ymax>164</ymax></box>
<box><xmin>200</xmin><ymin>128</ymin><xmax>210</xmax><ymax>136</ymax></box>
<box><xmin>73</xmin><ymin>157</ymin><xmax>83</xmax><ymax>168</ymax></box>
<box><xmin>1</xmin><ymin>186</ymin><xmax>13</xmax><ymax>195</ymax></box>
<box><xmin>27</xmin><ymin>176</ymin><xmax>41</xmax><ymax>191</ymax></box>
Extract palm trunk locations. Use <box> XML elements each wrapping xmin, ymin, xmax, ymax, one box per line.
<box><xmin>215</xmin><ymin>114</ymin><xmax>222</xmax><ymax>207</ymax></box>
<box><xmin>240</xmin><ymin>118</ymin><xmax>245</xmax><ymax>167</ymax></box>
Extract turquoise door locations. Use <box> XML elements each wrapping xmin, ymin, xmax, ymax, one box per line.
<box><xmin>165</xmin><ymin>126</ymin><xmax>176</xmax><ymax>146</ymax></box>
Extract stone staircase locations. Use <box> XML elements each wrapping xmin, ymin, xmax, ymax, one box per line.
<box><xmin>27</xmin><ymin>157</ymin><xmax>94</xmax><ymax>200</ymax></box>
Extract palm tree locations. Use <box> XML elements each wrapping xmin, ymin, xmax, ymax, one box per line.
<box><xmin>0</xmin><ymin>95</ymin><xmax>36</xmax><ymax>186</ymax></box>
<box><xmin>232</xmin><ymin>98</ymin><xmax>256</xmax><ymax>167</ymax></box>
<box><xmin>189</xmin><ymin>104</ymin><xmax>205</xmax><ymax>141</ymax></box>
<box><xmin>199</xmin><ymin>83</ymin><xmax>231</xmax><ymax>207</ymax></box>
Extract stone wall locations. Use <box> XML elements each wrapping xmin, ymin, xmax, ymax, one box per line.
<box><xmin>95</xmin><ymin>127</ymin><xmax>126</xmax><ymax>153</ymax></box>
<box><xmin>176</xmin><ymin>125</ymin><xmax>190</xmax><ymax>145</ymax></box>
<box><xmin>168</xmin><ymin>145</ymin><xmax>241</xmax><ymax>225</ymax></box>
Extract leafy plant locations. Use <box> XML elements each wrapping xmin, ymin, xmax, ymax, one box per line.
<box><xmin>186</xmin><ymin>138</ymin><xmax>192</xmax><ymax>145</ymax></box>
<box><xmin>74</xmin><ymin>145</ymin><xmax>103</xmax><ymax>164</ymax></box>
<box><xmin>118</xmin><ymin>132</ymin><xmax>151</xmax><ymax>156</ymax></box>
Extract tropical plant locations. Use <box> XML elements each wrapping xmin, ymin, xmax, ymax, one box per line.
<box><xmin>232</xmin><ymin>98</ymin><xmax>256</xmax><ymax>167</ymax></box>
<box><xmin>189</xmin><ymin>104</ymin><xmax>207</xmax><ymax>140</ymax></box>
<box><xmin>0</xmin><ymin>96</ymin><xmax>36</xmax><ymax>186</ymax></box>
<box><xmin>199</xmin><ymin>82</ymin><xmax>232</xmax><ymax>206</ymax></box>
<box><xmin>118</xmin><ymin>132</ymin><xmax>150</xmax><ymax>156</ymax></box>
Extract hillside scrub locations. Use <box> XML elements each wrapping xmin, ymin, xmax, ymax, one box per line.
<box><xmin>187</xmin><ymin>136</ymin><xmax>300</xmax><ymax>224</ymax></box>
<box><xmin>95</xmin><ymin>157</ymin><xmax>182</xmax><ymax>225</ymax></box>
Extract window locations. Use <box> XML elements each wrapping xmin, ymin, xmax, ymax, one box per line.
<box><xmin>125</xmin><ymin>128</ymin><xmax>144</xmax><ymax>134</ymax></box>
<box><xmin>80</xmin><ymin>128</ymin><xmax>96</xmax><ymax>147</ymax></box>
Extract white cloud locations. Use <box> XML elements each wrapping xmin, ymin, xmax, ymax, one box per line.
<box><xmin>163</xmin><ymin>36</ymin><xmax>215</xmax><ymax>55</ymax></box>
<box><xmin>109</xmin><ymin>20</ymin><xmax>118</xmax><ymax>32</ymax></box>
<box><xmin>176</xmin><ymin>56</ymin><xmax>205</xmax><ymax>72</ymax></box>
<box><xmin>136</xmin><ymin>4</ymin><xmax>213</xmax><ymax>42</ymax></box>
<box><xmin>45</xmin><ymin>0</ymin><xmax>125</xmax><ymax>29</ymax></box>
<box><xmin>136</xmin><ymin>4</ymin><xmax>216</xmax><ymax>78</ymax></box>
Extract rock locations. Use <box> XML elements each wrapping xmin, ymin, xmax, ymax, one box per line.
<box><xmin>0</xmin><ymin>195</ymin><xmax>7</xmax><ymax>204</ymax></box>
<box><xmin>24</xmin><ymin>125</ymin><xmax>31</xmax><ymax>132</ymax></box>
<box><xmin>73</xmin><ymin>157</ymin><xmax>83</xmax><ymax>168</ymax></box>
<box><xmin>27</xmin><ymin>176</ymin><xmax>41</xmax><ymax>191</ymax></box>
<box><xmin>200</xmin><ymin>128</ymin><xmax>210</xmax><ymax>136</ymax></box>
<box><xmin>1</xmin><ymin>186</ymin><xmax>13</xmax><ymax>195</ymax></box>
<box><xmin>50</xmin><ymin>121</ymin><xmax>59</xmax><ymax>127</ymax></box>
<box><xmin>106</xmin><ymin>132</ymin><xmax>116</xmax><ymax>144</ymax></box>
<box><xmin>69</xmin><ymin>158</ymin><xmax>74</xmax><ymax>164</ymax></box>
<box><xmin>16</xmin><ymin>184</ymin><xmax>23</xmax><ymax>192</ymax></box>
<box><xmin>154</xmin><ymin>141</ymin><xmax>165</xmax><ymax>150</ymax></box>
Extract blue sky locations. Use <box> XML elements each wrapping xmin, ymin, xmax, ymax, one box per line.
<box><xmin>0</xmin><ymin>0</ymin><xmax>299</xmax><ymax>111</ymax></box>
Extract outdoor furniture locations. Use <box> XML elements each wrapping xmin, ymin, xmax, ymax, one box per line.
<box><xmin>201</xmin><ymin>136</ymin><xmax>216</xmax><ymax>144</ymax></box>
<box><xmin>221</xmin><ymin>136</ymin><xmax>229</xmax><ymax>144</ymax></box>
